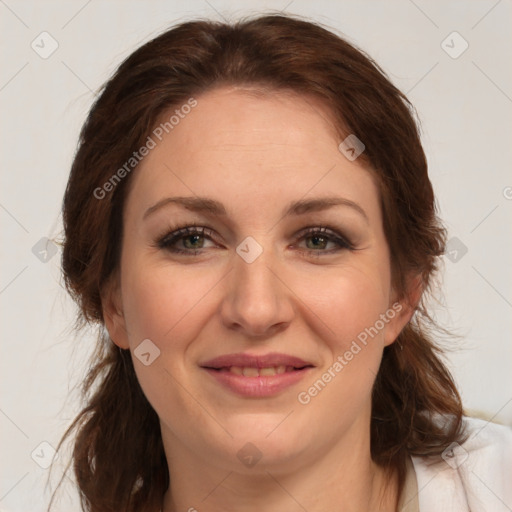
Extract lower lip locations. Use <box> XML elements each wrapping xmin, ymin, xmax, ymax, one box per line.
<box><xmin>202</xmin><ymin>367</ymin><xmax>313</xmax><ymax>397</ymax></box>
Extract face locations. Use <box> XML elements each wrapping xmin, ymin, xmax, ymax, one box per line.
<box><xmin>104</xmin><ymin>86</ymin><xmax>415</xmax><ymax>474</ymax></box>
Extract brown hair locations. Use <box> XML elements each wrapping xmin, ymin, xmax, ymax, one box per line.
<box><xmin>53</xmin><ymin>12</ymin><xmax>467</xmax><ymax>511</ymax></box>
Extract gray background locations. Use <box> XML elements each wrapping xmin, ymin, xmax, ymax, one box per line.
<box><xmin>1</xmin><ymin>0</ymin><xmax>511</xmax><ymax>510</ymax></box>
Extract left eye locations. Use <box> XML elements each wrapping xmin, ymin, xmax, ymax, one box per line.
<box><xmin>295</xmin><ymin>227</ymin><xmax>353</xmax><ymax>253</ymax></box>
<box><xmin>156</xmin><ymin>225</ymin><xmax>353</xmax><ymax>255</ymax></box>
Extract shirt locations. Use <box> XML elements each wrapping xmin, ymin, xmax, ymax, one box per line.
<box><xmin>400</xmin><ymin>416</ymin><xmax>512</xmax><ymax>512</ymax></box>
<box><xmin>398</xmin><ymin>455</ymin><xmax>420</xmax><ymax>512</ymax></box>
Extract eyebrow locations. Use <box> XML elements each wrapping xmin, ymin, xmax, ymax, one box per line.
<box><xmin>143</xmin><ymin>195</ymin><xmax>369</xmax><ymax>223</ymax></box>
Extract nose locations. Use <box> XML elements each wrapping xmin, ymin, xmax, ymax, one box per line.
<box><xmin>219</xmin><ymin>242</ymin><xmax>295</xmax><ymax>338</ymax></box>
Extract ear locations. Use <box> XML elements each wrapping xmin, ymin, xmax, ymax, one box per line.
<box><xmin>383</xmin><ymin>273</ymin><xmax>423</xmax><ymax>347</ymax></box>
<box><xmin>101</xmin><ymin>273</ymin><xmax>130</xmax><ymax>349</ymax></box>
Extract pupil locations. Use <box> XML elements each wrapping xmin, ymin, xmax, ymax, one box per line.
<box><xmin>308</xmin><ymin>235</ymin><xmax>326</xmax><ymax>249</ymax></box>
<box><xmin>184</xmin><ymin>235</ymin><xmax>202</xmax><ymax>249</ymax></box>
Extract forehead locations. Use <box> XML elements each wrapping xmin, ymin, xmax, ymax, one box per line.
<box><xmin>126</xmin><ymin>86</ymin><xmax>380</xmax><ymax>222</ymax></box>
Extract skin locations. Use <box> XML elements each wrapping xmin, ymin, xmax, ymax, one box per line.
<box><xmin>103</xmin><ymin>86</ymin><xmax>421</xmax><ymax>512</ymax></box>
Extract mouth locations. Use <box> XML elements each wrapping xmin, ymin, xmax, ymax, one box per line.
<box><xmin>199</xmin><ymin>352</ymin><xmax>315</xmax><ymax>397</ymax></box>
<box><xmin>205</xmin><ymin>365</ymin><xmax>312</xmax><ymax>376</ymax></box>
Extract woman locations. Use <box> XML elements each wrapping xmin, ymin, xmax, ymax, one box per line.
<box><xmin>53</xmin><ymin>13</ymin><xmax>511</xmax><ymax>512</ymax></box>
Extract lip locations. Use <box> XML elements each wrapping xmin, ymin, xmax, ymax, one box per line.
<box><xmin>200</xmin><ymin>352</ymin><xmax>315</xmax><ymax>398</ymax></box>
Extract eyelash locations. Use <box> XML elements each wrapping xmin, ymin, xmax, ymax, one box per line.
<box><xmin>154</xmin><ymin>223</ymin><xmax>355</xmax><ymax>257</ymax></box>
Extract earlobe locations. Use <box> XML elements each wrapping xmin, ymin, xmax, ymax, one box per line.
<box><xmin>383</xmin><ymin>274</ymin><xmax>423</xmax><ymax>347</ymax></box>
<box><xmin>101</xmin><ymin>277</ymin><xmax>130</xmax><ymax>349</ymax></box>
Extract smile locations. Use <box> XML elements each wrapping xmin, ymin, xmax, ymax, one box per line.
<box><xmin>215</xmin><ymin>365</ymin><xmax>301</xmax><ymax>376</ymax></box>
<box><xmin>200</xmin><ymin>352</ymin><xmax>315</xmax><ymax>397</ymax></box>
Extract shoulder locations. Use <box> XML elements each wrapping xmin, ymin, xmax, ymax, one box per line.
<box><xmin>459</xmin><ymin>415</ymin><xmax>512</xmax><ymax>458</ymax></box>
<box><xmin>410</xmin><ymin>415</ymin><xmax>512</xmax><ymax>512</ymax></box>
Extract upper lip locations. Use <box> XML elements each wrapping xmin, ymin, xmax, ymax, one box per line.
<box><xmin>200</xmin><ymin>352</ymin><xmax>314</xmax><ymax>369</ymax></box>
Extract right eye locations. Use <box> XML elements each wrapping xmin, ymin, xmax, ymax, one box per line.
<box><xmin>156</xmin><ymin>225</ymin><xmax>218</xmax><ymax>255</ymax></box>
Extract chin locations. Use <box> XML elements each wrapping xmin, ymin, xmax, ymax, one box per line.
<box><xmin>214</xmin><ymin>418</ymin><xmax>309</xmax><ymax>471</ymax></box>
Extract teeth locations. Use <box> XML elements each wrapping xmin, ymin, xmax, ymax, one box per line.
<box><xmin>228</xmin><ymin>365</ymin><xmax>291</xmax><ymax>376</ymax></box>
<box><xmin>242</xmin><ymin>367</ymin><xmax>259</xmax><ymax>377</ymax></box>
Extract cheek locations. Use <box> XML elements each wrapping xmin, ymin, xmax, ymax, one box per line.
<box><xmin>120</xmin><ymin>257</ymin><xmax>220</xmax><ymax>354</ymax></box>
<box><xmin>300</xmin><ymin>264</ymin><xmax>391</xmax><ymax>349</ymax></box>
<box><xmin>292</xmin><ymin>269</ymin><xmax>391</xmax><ymax>421</ymax></box>
<box><xmin>119</xmin><ymin>260</ymin><xmax>218</xmax><ymax>430</ymax></box>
